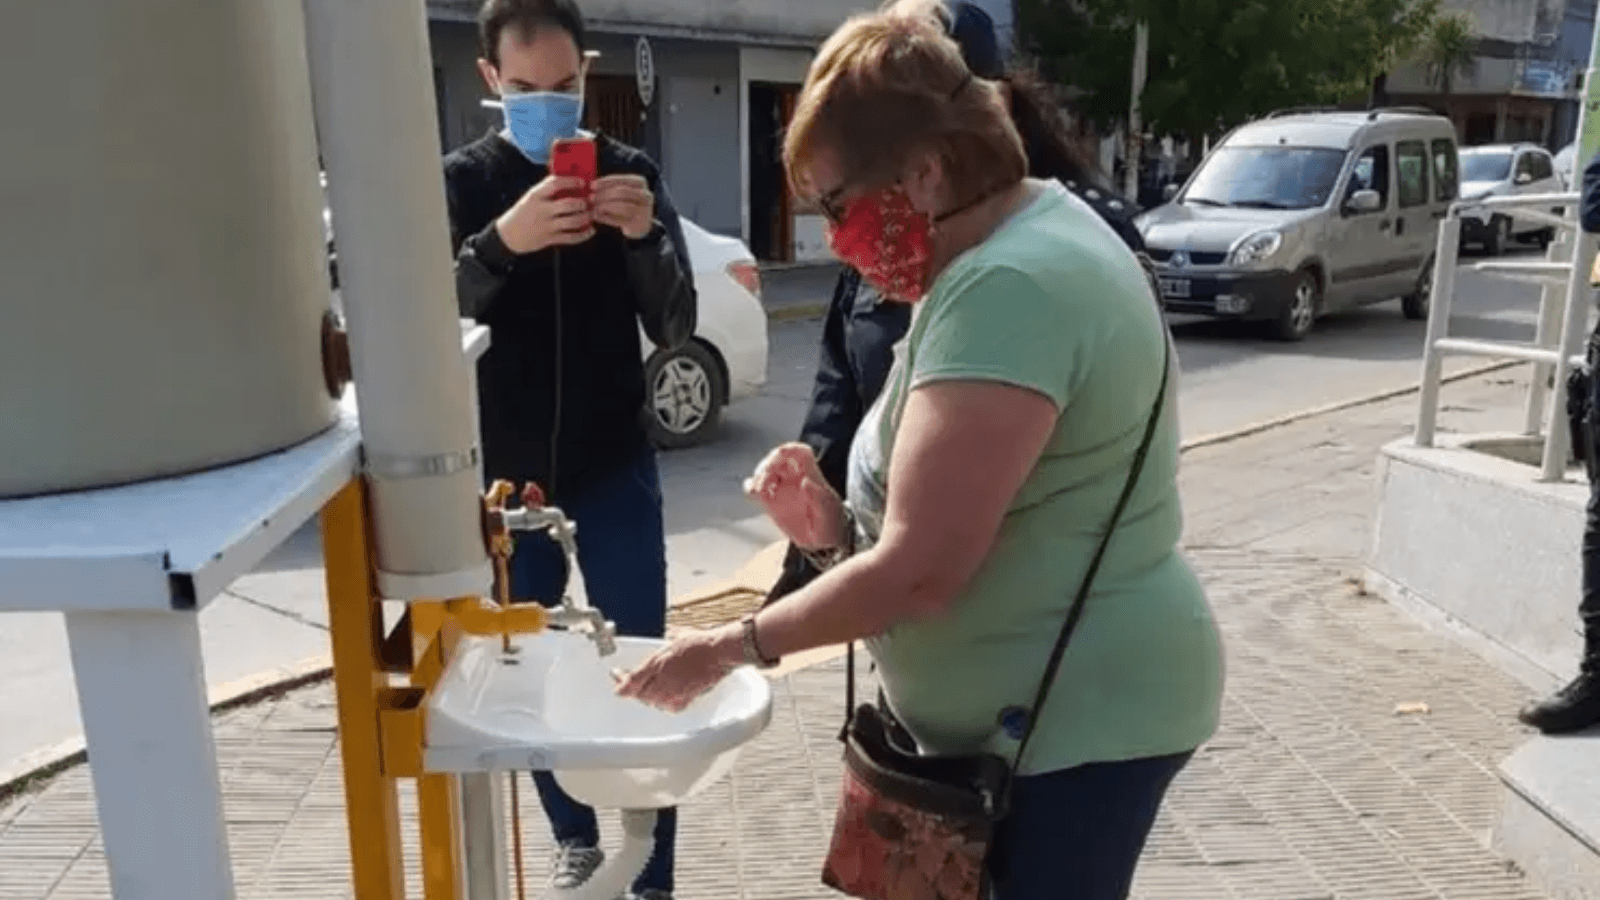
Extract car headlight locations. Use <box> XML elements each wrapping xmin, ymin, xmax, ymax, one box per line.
<box><xmin>1229</xmin><ymin>231</ymin><xmax>1283</xmax><ymax>267</ymax></box>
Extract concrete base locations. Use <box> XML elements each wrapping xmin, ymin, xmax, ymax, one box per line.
<box><xmin>1366</xmin><ymin>433</ymin><xmax>1600</xmax><ymax>899</ymax></box>
<box><xmin>1365</xmin><ymin>433</ymin><xmax>1586</xmax><ymax>692</ymax></box>
<box><xmin>1496</xmin><ymin>732</ymin><xmax>1600</xmax><ymax>900</ymax></box>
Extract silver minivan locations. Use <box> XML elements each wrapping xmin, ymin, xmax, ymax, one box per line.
<box><xmin>1136</xmin><ymin>108</ymin><xmax>1458</xmax><ymax>341</ymax></box>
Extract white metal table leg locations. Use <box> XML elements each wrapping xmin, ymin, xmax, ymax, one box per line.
<box><xmin>64</xmin><ymin>610</ymin><xmax>236</xmax><ymax>900</ymax></box>
<box><xmin>460</xmin><ymin>772</ymin><xmax>510</xmax><ymax>900</ymax></box>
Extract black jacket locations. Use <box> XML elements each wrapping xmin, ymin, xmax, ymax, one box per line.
<box><xmin>765</xmin><ymin>178</ymin><xmax>1147</xmax><ymax>602</ymax></box>
<box><xmin>446</xmin><ymin>131</ymin><xmax>696</xmax><ymax>502</ymax></box>
<box><xmin>1582</xmin><ymin>149</ymin><xmax>1600</xmax><ymax>234</ymax></box>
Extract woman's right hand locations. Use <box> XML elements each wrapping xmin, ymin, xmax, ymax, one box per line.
<box><xmin>494</xmin><ymin>175</ymin><xmax>594</xmax><ymax>254</ymax></box>
<box><xmin>744</xmin><ymin>443</ymin><xmax>846</xmax><ymax>551</ymax></box>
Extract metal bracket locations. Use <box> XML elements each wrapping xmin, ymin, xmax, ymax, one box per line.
<box><xmin>363</xmin><ymin>447</ymin><xmax>481</xmax><ymax>480</ymax></box>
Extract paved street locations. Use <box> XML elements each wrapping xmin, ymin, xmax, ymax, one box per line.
<box><xmin>0</xmin><ymin>252</ymin><xmax>1550</xmax><ymax>788</ymax></box>
<box><xmin>0</xmin><ymin>369</ymin><xmax>1556</xmax><ymax>899</ymax></box>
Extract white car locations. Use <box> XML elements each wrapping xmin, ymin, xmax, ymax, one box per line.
<box><xmin>1457</xmin><ymin>143</ymin><xmax>1565</xmax><ymax>255</ymax></box>
<box><xmin>641</xmin><ymin>219</ymin><xmax>769</xmax><ymax>448</ymax></box>
<box><xmin>1555</xmin><ymin>141</ymin><xmax>1576</xmax><ymax>188</ymax></box>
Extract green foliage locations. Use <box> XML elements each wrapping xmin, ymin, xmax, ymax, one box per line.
<box><xmin>1018</xmin><ymin>0</ymin><xmax>1442</xmax><ymax>138</ymax></box>
<box><xmin>1420</xmin><ymin>12</ymin><xmax>1477</xmax><ymax>93</ymax></box>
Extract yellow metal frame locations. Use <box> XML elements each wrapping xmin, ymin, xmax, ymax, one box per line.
<box><xmin>323</xmin><ymin>478</ymin><xmax>550</xmax><ymax>900</ymax></box>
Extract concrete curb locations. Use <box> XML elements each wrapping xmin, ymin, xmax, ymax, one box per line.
<box><xmin>0</xmin><ymin>656</ymin><xmax>334</xmax><ymax>801</ymax></box>
<box><xmin>1178</xmin><ymin>359</ymin><xmax>1521</xmax><ymax>452</ymax></box>
<box><xmin>0</xmin><ymin>356</ymin><xmax>1527</xmax><ymax>796</ymax></box>
<box><xmin>766</xmin><ymin>301</ymin><xmax>829</xmax><ymax>322</ymax></box>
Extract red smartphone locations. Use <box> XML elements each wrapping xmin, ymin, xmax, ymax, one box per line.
<box><xmin>550</xmin><ymin>136</ymin><xmax>596</xmax><ymax>199</ymax></box>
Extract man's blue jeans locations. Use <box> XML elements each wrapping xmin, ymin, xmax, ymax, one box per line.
<box><xmin>508</xmin><ymin>449</ymin><xmax>675</xmax><ymax>894</ymax></box>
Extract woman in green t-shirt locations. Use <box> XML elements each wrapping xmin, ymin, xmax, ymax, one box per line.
<box><xmin>619</xmin><ymin>5</ymin><xmax>1225</xmax><ymax>897</ymax></box>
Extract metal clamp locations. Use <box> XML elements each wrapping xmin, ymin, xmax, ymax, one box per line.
<box><xmin>362</xmin><ymin>447</ymin><xmax>481</xmax><ymax>480</ymax></box>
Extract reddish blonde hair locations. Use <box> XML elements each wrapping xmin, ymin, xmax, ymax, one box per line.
<box><xmin>783</xmin><ymin>6</ymin><xmax>1026</xmax><ymax>208</ymax></box>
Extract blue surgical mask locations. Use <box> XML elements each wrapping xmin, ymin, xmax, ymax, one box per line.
<box><xmin>495</xmin><ymin>91</ymin><xmax>584</xmax><ymax>164</ymax></box>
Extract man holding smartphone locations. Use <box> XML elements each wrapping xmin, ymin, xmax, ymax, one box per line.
<box><xmin>443</xmin><ymin>2</ymin><xmax>696</xmax><ymax>897</ymax></box>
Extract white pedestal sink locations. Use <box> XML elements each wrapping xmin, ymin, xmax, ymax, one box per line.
<box><xmin>427</xmin><ymin>631</ymin><xmax>773</xmax><ymax>808</ymax></box>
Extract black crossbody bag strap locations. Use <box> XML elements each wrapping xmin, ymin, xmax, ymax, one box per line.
<box><xmin>999</xmin><ymin>328</ymin><xmax>1173</xmax><ymax>814</ymax></box>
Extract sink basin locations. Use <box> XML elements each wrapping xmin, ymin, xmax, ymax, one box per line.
<box><xmin>426</xmin><ymin>631</ymin><xmax>773</xmax><ymax>809</ymax></box>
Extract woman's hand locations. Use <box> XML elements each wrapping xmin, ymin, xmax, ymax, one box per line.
<box><xmin>744</xmin><ymin>443</ymin><xmax>846</xmax><ymax>551</ymax></box>
<box><xmin>615</xmin><ymin>624</ymin><xmax>744</xmax><ymax>712</ymax></box>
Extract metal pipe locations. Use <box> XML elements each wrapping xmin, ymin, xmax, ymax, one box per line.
<box><xmin>1524</xmin><ymin>228</ymin><xmax>1573</xmax><ymax>434</ymax></box>
<box><xmin>1432</xmin><ymin>339</ymin><xmax>1560</xmax><ymax>364</ymax></box>
<box><xmin>460</xmin><ymin>773</ymin><xmax>510</xmax><ymax>900</ymax></box>
<box><xmin>500</xmin><ymin>506</ymin><xmax>618</xmax><ymax>655</ymax></box>
<box><xmin>1416</xmin><ymin>215</ymin><xmax>1461</xmax><ymax>447</ymax></box>
<box><xmin>1485</xmin><ymin>208</ymin><xmax>1576</xmax><ymax>231</ymax></box>
<box><xmin>302</xmin><ymin>0</ymin><xmax>491</xmax><ymax>598</ymax></box>
<box><xmin>1534</xmin><ymin>10</ymin><xmax>1600</xmax><ymax>481</ymax></box>
<box><xmin>1465</xmin><ymin>191</ymin><xmax>1579</xmax><ymax>209</ymax></box>
<box><xmin>1541</xmin><ymin>230</ymin><xmax>1597</xmax><ymax>481</ymax></box>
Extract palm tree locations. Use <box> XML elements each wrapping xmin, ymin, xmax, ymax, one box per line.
<box><xmin>1422</xmin><ymin>13</ymin><xmax>1477</xmax><ymax>95</ymax></box>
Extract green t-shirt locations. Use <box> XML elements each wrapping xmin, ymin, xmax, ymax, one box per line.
<box><xmin>847</xmin><ymin>181</ymin><xmax>1224</xmax><ymax>775</ymax></box>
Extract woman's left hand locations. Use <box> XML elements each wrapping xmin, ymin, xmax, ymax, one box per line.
<box><xmin>590</xmin><ymin>174</ymin><xmax>655</xmax><ymax>240</ymax></box>
<box><xmin>615</xmin><ymin>623</ymin><xmax>745</xmax><ymax>712</ymax></box>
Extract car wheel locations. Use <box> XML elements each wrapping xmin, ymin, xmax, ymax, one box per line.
<box><xmin>1535</xmin><ymin>227</ymin><xmax>1555</xmax><ymax>251</ymax></box>
<box><xmin>1484</xmin><ymin>215</ymin><xmax>1511</xmax><ymax>256</ymax></box>
<box><xmin>1402</xmin><ymin>258</ymin><xmax>1432</xmax><ymax>321</ymax></box>
<box><xmin>644</xmin><ymin>340</ymin><xmax>726</xmax><ymax>449</ymax></box>
<box><xmin>1272</xmin><ymin>270</ymin><xmax>1319</xmax><ymax>342</ymax></box>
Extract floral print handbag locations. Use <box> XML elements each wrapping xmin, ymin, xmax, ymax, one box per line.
<box><xmin>820</xmin><ymin>320</ymin><xmax>1173</xmax><ymax>900</ymax></box>
<box><xmin>821</xmin><ymin>662</ymin><xmax>1008</xmax><ymax>900</ymax></box>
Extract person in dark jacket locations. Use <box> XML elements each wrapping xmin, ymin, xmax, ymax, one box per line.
<box><xmin>1519</xmin><ymin>147</ymin><xmax>1600</xmax><ymax>735</ymax></box>
<box><xmin>766</xmin><ymin>0</ymin><xmax>1146</xmax><ymax>603</ymax></box>
<box><xmin>443</xmin><ymin>1</ymin><xmax>695</xmax><ymax>897</ymax></box>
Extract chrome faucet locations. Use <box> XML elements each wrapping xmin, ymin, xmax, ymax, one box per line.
<box><xmin>500</xmin><ymin>504</ymin><xmax>618</xmax><ymax>657</ymax></box>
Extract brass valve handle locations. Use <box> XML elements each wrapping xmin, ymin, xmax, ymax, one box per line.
<box><xmin>482</xmin><ymin>480</ymin><xmax>520</xmax><ymax>652</ymax></box>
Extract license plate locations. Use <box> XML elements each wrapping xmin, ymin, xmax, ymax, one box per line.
<box><xmin>1159</xmin><ymin>277</ymin><xmax>1190</xmax><ymax>299</ymax></box>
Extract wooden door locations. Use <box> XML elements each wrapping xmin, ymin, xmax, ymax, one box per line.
<box><xmin>584</xmin><ymin>74</ymin><xmax>645</xmax><ymax>148</ymax></box>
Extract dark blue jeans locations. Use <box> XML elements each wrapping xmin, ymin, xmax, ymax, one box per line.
<box><xmin>987</xmin><ymin>751</ymin><xmax>1193</xmax><ymax>900</ymax></box>
<box><xmin>1581</xmin><ymin>342</ymin><xmax>1600</xmax><ymax>660</ymax></box>
<box><xmin>508</xmin><ymin>449</ymin><xmax>675</xmax><ymax>894</ymax></box>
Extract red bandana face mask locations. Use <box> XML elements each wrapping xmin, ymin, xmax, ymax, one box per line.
<box><xmin>825</xmin><ymin>187</ymin><xmax>934</xmax><ymax>302</ymax></box>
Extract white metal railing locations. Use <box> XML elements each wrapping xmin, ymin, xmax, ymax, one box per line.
<box><xmin>1415</xmin><ymin>190</ymin><xmax>1596</xmax><ymax>482</ymax></box>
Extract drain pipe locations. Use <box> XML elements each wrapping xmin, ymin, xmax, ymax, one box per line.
<box><xmin>301</xmin><ymin>0</ymin><xmax>491</xmax><ymax>598</ymax></box>
<box><xmin>548</xmin><ymin>810</ymin><xmax>658</xmax><ymax>900</ymax></box>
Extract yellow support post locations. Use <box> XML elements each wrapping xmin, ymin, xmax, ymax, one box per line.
<box><xmin>323</xmin><ymin>479</ymin><xmax>407</xmax><ymax>900</ymax></box>
<box><xmin>325</xmin><ymin>477</ymin><xmax>551</xmax><ymax>899</ymax></box>
<box><xmin>411</xmin><ymin>600</ymin><xmax>463</xmax><ymax>900</ymax></box>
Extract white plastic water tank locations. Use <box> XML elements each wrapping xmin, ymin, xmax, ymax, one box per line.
<box><xmin>0</xmin><ymin>0</ymin><xmax>338</xmax><ymax>498</ymax></box>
